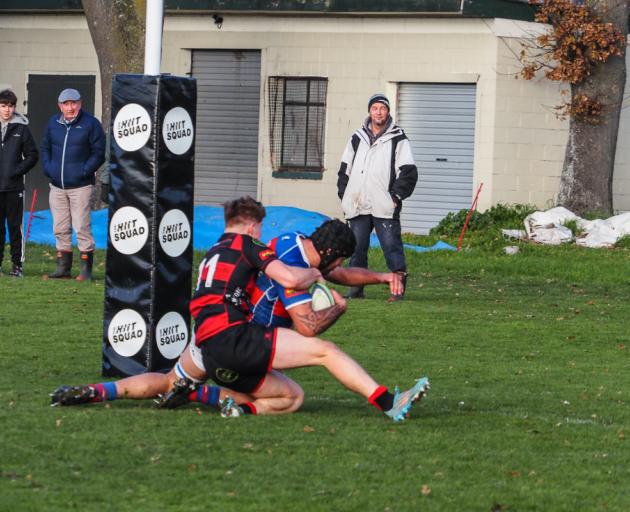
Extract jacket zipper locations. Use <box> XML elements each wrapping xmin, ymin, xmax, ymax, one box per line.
<box><xmin>60</xmin><ymin>123</ymin><xmax>70</xmax><ymax>189</ymax></box>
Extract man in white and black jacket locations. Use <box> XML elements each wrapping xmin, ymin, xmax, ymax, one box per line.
<box><xmin>337</xmin><ymin>93</ymin><xmax>418</xmax><ymax>301</ymax></box>
<box><xmin>0</xmin><ymin>89</ymin><xmax>38</xmax><ymax>277</ymax></box>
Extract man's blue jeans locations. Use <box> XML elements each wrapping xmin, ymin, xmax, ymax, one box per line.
<box><xmin>347</xmin><ymin>215</ymin><xmax>406</xmax><ymax>273</ymax></box>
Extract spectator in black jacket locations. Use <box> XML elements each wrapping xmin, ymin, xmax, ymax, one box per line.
<box><xmin>41</xmin><ymin>88</ymin><xmax>105</xmax><ymax>281</ymax></box>
<box><xmin>0</xmin><ymin>89</ymin><xmax>38</xmax><ymax>277</ymax></box>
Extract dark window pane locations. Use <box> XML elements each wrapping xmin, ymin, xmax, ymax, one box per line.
<box><xmin>268</xmin><ymin>77</ymin><xmax>327</xmax><ymax>173</ymax></box>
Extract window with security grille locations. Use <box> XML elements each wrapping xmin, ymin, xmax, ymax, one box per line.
<box><xmin>268</xmin><ymin>77</ymin><xmax>327</xmax><ymax>178</ymax></box>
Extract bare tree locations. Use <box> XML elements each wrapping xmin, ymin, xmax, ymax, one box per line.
<box><xmin>82</xmin><ymin>0</ymin><xmax>146</xmax><ymax>205</ymax></box>
<box><xmin>520</xmin><ymin>0</ymin><xmax>629</xmax><ymax>215</ymax></box>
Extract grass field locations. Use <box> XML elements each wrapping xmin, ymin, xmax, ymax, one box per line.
<box><xmin>1</xmin><ymin>239</ymin><xmax>630</xmax><ymax>511</ymax></box>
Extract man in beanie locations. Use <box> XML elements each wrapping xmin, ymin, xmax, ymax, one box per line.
<box><xmin>0</xmin><ymin>88</ymin><xmax>38</xmax><ymax>277</ymax></box>
<box><xmin>41</xmin><ymin>88</ymin><xmax>105</xmax><ymax>281</ymax></box>
<box><xmin>337</xmin><ymin>93</ymin><xmax>418</xmax><ymax>301</ymax></box>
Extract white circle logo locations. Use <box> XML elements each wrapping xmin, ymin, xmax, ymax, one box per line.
<box><xmin>159</xmin><ymin>209</ymin><xmax>191</xmax><ymax>257</ymax></box>
<box><xmin>108</xmin><ymin>309</ymin><xmax>146</xmax><ymax>357</ymax></box>
<box><xmin>155</xmin><ymin>311</ymin><xmax>188</xmax><ymax>360</ymax></box>
<box><xmin>110</xmin><ymin>206</ymin><xmax>149</xmax><ymax>255</ymax></box>
<box><xmin>113</xmin><ymin>103</ymin><xmax>152</xmax><ymax>152</ymax></box>
<box><xmin>162</xmin><ymin>107</ymin><xmax>194</xmax><ymax>155</ymax></box>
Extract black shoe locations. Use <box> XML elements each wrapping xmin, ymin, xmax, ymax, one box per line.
<box><xmin>76</xmin><ymin>251</ymin><xmax>93</xmax><ymax>282</ymax></box>
<box><xmin>345</xmin><ymin>286</ymin><xmax>365</xmax><ymax>299</ymax></box>
<box><xmin>47</xmin><ymin>251</ymin><xmax>72</xmax><ymax>279</ymax></box>
<box><xmin>9</xmin><ymin>265</ymin><xmax>23</xmax><ymax>278</ymax></box>
<box><xmin>154</xmin><ymin>378</ymin><xmax>198</xmax><ymax>409</ymax></box>
<box><xmin>50</xmin><ymin>385</ymin><xmax>97</xmax><ymax>406</ymax></box>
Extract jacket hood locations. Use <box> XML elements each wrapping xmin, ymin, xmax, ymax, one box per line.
<box><xmin>9</xmin><ymin>112</ymin><xmax>29</xmax><ymax>126</ymax></box>
<box><xmin>358</xmin><ymin>118</ymin><xmax>403</xmax><ymax>145</ymax></box>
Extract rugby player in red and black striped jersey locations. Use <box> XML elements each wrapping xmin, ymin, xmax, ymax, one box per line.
<box><xmin>51</xmin><ymin>197</ymin><xmax>429</xmax><ymax>421</ymax></box>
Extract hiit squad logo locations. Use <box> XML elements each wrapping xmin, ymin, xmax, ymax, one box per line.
<box><xmin>113</xmin><ymin>103</ymin><xmax>151</xmax><ymax>152</ymax></box>
<box><xmin>108</xmin><ymin>309</ymin><xmax>146</xmax><ymax>357</ymax></box>
<box><xmin>158</xmin><ymin>209</ymin><xmax>190</xmax><ymax>257</ymax></box>
<box><xmin>110</xmin><ymin>206</ymin><xmax>149</xmax><ymax>255</ymax></box>
<box><xmin>155</xmin><ymin>311</ymin><xmax>188</xmax><ymax>360</ymax></box>
<box><xmin>162</xmin><ymin>107</ymin><xmax>194</xmax><ymax>155</ymax></box>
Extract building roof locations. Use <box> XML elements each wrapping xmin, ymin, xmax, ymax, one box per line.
<box><xmin>1</xmin><ymin>0</ymin><xmax>535</xmax><ymax>21</ymax></box>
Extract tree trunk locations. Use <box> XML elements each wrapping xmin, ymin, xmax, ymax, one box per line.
<box><xmin>558</xmin><ymin>0</ymin><xmax>629</xmax><ymax>216</ymax></box>
<box><xmin>82</xmin><ymin>0</ymin><xmax>146</xmax><ymax>207</ymax></box>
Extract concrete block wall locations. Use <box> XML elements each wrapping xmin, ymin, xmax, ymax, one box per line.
<box><xmin>613</xmin><ymin>49</ymin><xmax>630</xmax><ymax>212</ymax></box>
<box><xmin>2</xmin><ymin>12</ymin><xmax>628</xmax><ymax>216</ymax></box>
<box><xmin>0</xmin><ymin>14</ymin><xmax>102</xmax><ymax>119</ymax></box>
<box><xmin>165</xmin><ymin>16</ymin><xmax>504</xmax><ymax>218</ymax></box>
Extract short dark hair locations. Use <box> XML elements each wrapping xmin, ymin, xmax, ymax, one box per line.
<box><xmin>0</xmin><ymin>89</ymin><xmax>18</xmax><ymax>106</ymax></box>
<box><xmin>223</xmin><ymin>196</ymin><xmax>266</xmax><ymax>225</ymax></box>
<box><xmin>310</xmin><ymin>219</ymin><xmax>356</xmax><ymax>270</ymax></box>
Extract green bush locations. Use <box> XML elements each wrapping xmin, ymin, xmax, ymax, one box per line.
<box><xmin>429</xmin><ymin>203</ymin><xmax>537</xmax><ymax>237</ymax></box>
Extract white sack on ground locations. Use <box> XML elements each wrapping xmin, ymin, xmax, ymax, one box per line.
<box><xmin>523</xmin><ymin>207</ymin><xmax>580</xmax><ymax>238</ymax></box>
<box><xmin>520</xmin><ymin>207</ymin><xmax>630</xmax><ymax>248</ymax></box>
<box><xmin>576</xmin><ymin>212</ymin><xmax>630</xmax><ymax>248</ymax></box>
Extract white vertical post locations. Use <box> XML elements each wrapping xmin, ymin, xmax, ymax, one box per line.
<box><xmin>144</xmin><ymin>0</ymin><xmax>164</xmax><ymax>75</ymax></box>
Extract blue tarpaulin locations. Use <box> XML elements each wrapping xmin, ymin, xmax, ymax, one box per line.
<box><xmin>20</xmin><ymin>206</ymin><xmax>456</xmax><ymax>253</ymax></box>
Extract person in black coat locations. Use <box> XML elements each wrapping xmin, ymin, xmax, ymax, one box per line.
<box><xmin>0</xmin><ymin>89</ymin><xmax>38</xmax><ymax>277</ymax></box>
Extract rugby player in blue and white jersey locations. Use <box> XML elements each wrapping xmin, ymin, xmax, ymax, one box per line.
<box><xmin>249</xmin><ymin>223</ymin><xmax>404</xmax><ymax>337</ymax></box>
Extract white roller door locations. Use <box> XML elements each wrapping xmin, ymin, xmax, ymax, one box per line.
<box><xmin>397</xmin><ymin>83</ymin><xmax>476</xmax><ymax>234</ymax></box>
<box><xmin>191</xmin><ymin>50</ymin><xmax>261</xmax><ymax>205</ymax></box>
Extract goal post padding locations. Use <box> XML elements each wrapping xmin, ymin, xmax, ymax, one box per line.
<box><xmin>102</xmin><ymin>73</ymin><xmax>196</xmax><ymax>377</ymax></box>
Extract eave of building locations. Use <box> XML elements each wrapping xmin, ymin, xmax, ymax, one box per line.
<box><xmin>0</xmin><ymin>0</ymin><xmax>536</xmax><ymax>22</ymax></box>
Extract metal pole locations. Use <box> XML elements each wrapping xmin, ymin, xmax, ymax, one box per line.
<box><xmin>144</xmin><ymin>0</ymin><xmax>164</xmax><ymax>75</ymax></box>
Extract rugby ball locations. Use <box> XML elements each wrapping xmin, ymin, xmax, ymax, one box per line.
<box><xmin>309</xmin><ymin>283</ymin><xmax>335</xmax><ymax>311</ymax></box>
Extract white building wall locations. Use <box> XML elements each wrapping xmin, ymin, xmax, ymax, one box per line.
<box><xmin>163</xmin><ymin>16</ymin><xmax>506</xmax><ymax>217</ymax></box>
<box><xmin>0</xmin><ymin>15</ymin><xmax>102</xmax><ymax>118</ymax></box>
<box><xmin>2</xmin><ymin>12</ymin><xmax>628</xmax><ymax>216</ymax></box>
<box><xmin>490</xmin><ymin>19</ymin><xmax>568</xmax><ymax>210</ymax></box>
<box><xmin>613</xmin><ymin>49</ymin><xmax>630</xmax><ymax>212</ymax></box>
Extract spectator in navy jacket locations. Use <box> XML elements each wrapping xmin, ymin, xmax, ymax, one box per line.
<box><xmin>0</xmin><ymin>88</ymin><xmax>38</xmax><ymax>277</ymax></box>
<box><xmin>41</xmin><ymin>88</ymin><xmax>105</xmax><ymax>281</ymax></box>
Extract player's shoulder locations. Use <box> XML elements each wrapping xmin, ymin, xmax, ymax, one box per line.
<box><xmin>274</xmin><ymin>232</ymin><xmax>309</xmax><ymax>267</ymax></box>
<box><xmin>273</xmin><ymin>231</ymin><xmax>305</xmax><ymax>251</ymax></box>
<box><xmin>275</xmin><ymin>231</ymin><xmax>305</xmax><ymax>243</ymax></box>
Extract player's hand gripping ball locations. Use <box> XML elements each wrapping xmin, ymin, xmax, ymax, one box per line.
<box><xmin>309</xmin><ymin>283</ymin><xmax>335</xmax><ymax>311</ymax></box>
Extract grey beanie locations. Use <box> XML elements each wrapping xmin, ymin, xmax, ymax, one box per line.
<box><xmin>368</xmin><ymin>93</ymin><xmax>390</xmax><ymax>111</ymax></box>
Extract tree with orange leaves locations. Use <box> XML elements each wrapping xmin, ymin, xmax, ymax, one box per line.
<box><xmin>519</xmin><ymin>0</ymin><xmax>628</xmax><ymax>215</ymax></box>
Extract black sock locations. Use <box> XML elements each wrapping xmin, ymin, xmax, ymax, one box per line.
<box><xmin>240</xmin><ymin>403</ymin><xmax>255</xmax><ymax>415</ymax></box>
<box><xmin>368</xmin><ymin>386</ymin><xmax>394</xmax><ymax>411</ymax></box>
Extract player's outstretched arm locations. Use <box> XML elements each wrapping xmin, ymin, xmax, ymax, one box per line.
<box><xmin>288</xmin><ymin>289</ymin><xmax>347</xmax><ymax>337</ymax></box>
<box><xmin>265</xmin><ymin>260</ymin><xmax>322</xmax><ymax>290</ymax></box>
<box><xmin>326</xmin><ymin>267</ymin><xmax>403</xmax><ymax>296</ymax></box>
